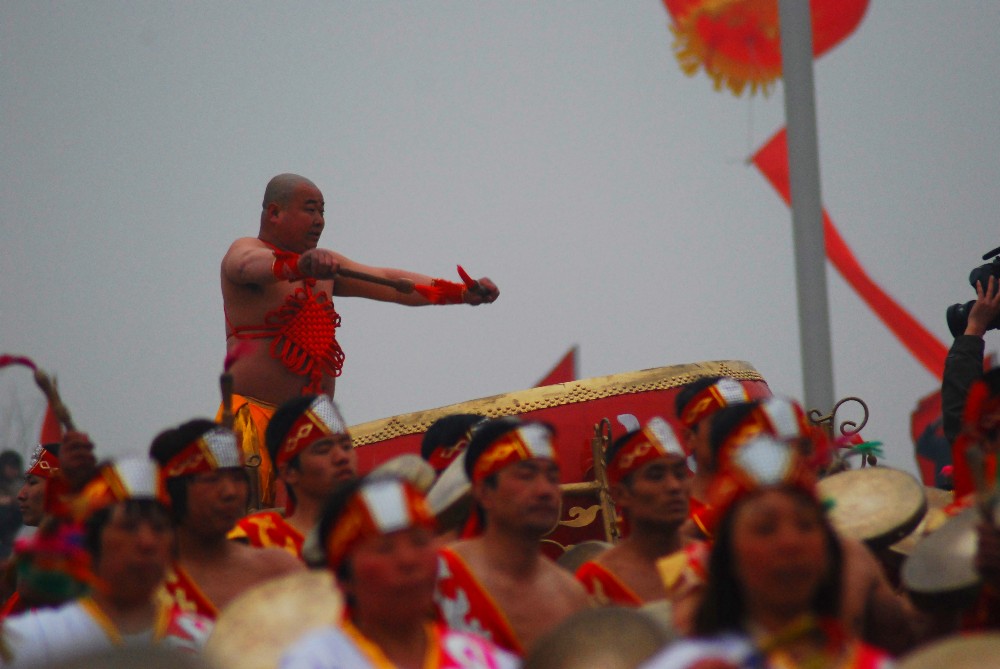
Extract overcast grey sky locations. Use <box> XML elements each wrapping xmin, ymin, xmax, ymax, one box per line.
<box><xmin>2</xmin><ymin>2</ymin><xmax>999</xmax><ymax>478</ymax></box>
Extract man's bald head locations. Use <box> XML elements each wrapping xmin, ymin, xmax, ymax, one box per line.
<box><xmin>262</xmin><ymin>173</ymin><xmax>317</xmax><ymax>210</ymax></box>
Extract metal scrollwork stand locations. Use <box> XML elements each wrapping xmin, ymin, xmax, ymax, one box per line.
<box><xmin>808</xmin><ymin>396</ymin><xmax>872</xmax><ymax>469</ymax></box>
<box><xmin>554</xmin><ymin>418</ymin><xmax>622</xmax><ymax>545</ymax></box>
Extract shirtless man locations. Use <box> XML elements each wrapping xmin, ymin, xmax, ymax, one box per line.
<box><xmin>575</xmin><ymin>418</ymin><xmax>689</xmax><ymax>606</ymax></box>
<box><xmin>229</xmin><ymin>394</ymin><xmax>356</xmax><ymax>559</ymax></box>
<box><xmin>149</xmin><ymin>419</ymin><xmax>303</xmax><ymax>619</ymax></box>
<box><xmin>221</xmin><ymin>173</ymin><xmax>499</xmax><ymax>506</ymax></box>
<box><xmin>434</xmin><ymin>418</ymin><xmax>590</xmax><ymax>656</ymax></box>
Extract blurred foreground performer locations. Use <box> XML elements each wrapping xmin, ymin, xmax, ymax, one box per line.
<box><xmin>663</xmin><ymin>398</ymin><xmax>921</xmax><ymax>654</ymax></box>
<box><xmin>151</xmin><ymin>420</ymin><xmax>302</xmax><ymax>619</ymax></box>
<box><xmin>2</xmin><ymin>458</ymin><xmax>212</xmax><ymax>667</ymax></box>
<box><xmin>522</xmin><ymin>606</ymin><xmax>670</xmax><ymax>669</ymax></box>
<box><xmin>435</xmin><ymin>418</ymin><xmax>590</xmax><ymax>656</ymax></box>
<box><xmin>37</xmin><ymin>645</ymin><xmax>215</xmax><ymax>669</ymax></box>
<box><xmin>280</xmin><ymin>476</ymin><xmax>518</xmax><ymax>669</ymax></box>
<box><xmin>575</xmin><ymin>418</ymin><xmax>689</xmax><ymax>606</ymax></box>
<box><xmin>674</xmin><ymin>377</ymin><xmax>749</xmax><ymax>531</ymax></box>
<box><xmin>220</xmin><ymin>173</ymin><xmax>499</xmax><ymax>507</ymax></box>
<box><xmin>229</xmin><ymin>395</ymin><xmax>356</xmax><ymax>559</ymax></box>
<box><xmin>643</xmin><ymin>436</ymin><xmax>895</xmax><ymax>669</ymax></box>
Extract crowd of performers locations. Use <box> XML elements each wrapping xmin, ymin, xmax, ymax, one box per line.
<box><xmin>2</xmin><ymin>174</ymin><xmax>1000</xmax><ymax>668</ymax></box>
<box><xmin>3</xmin><ymin>374</ymin><xmax>1000</xmax><ymax>668</ymax></box>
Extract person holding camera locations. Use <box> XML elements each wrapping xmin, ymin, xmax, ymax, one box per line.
<box><xmin>943</xmin><ymin>275</ymin><xmax>1000</xmax><ymax>461</ymax></box>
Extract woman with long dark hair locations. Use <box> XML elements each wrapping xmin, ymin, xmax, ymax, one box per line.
<box><xmin>643</xmin><ymin>435</ymin><xmax>894</xmax><ymax>668</ymax></box>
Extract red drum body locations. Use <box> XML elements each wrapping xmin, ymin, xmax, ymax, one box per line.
<box><xmin>349</xmin><ymin>360</ymin><xmax>770</xmax><ymax>556</ymax></box>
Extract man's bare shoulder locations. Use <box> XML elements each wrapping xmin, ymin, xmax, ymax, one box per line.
<box><xmin>442</xmin><ymin>538</ymin><xmax>484</xmax><ymax>565</ymax></box>
<box><xmin>224</xmin><ymin>237</ymin><xmax>267</xmax><ymax>256</ymax></box>
<box><xmin>540</xmin><ymin>554</ymin><xmax>590</xmax><ymax>599</ymax></box>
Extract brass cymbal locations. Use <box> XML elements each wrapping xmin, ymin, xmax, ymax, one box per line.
<box><xmin>899</xmin><ymin>633</ymin><xmax>1000</xmax><ymax>669</ymax></box>
<box><xmin>901</xmin><ymin>505</ymin><xmax>991</xmax><ymax>610</ymax></box>
<box><xmin>205</xmin><ymin>570</ymin><xmax>343</xmax><ymax>669</ymax></box>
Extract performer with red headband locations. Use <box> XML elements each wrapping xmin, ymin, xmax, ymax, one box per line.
<box><xmin>644</xmin><ymin>435</ymin><xmax>895</xmax><ymax>669</ymax></box>
<box><xmin>229</xmin><ymin>395</ymin><xmax>357</xmax><ymax>558</ymax></box>
<box><xmin>434</xmin><ymin>417</ymin><xmax>589</xmax><ymax>656</ymax></box>
<box><xmin>279</xmin><ymin>475</ymin><xmax>518</xmax><ymax>669</ymax></box>
<box><xmin>221</xmin><ymin>174</ymin><xmax>499</xmax><ymax>508</ymax></box>
<box><xmin>575</xmin><ymin>417</ymin><xmax>689</xmax><ymax>606</ymax></box>
<box><xmin>16</xmin><ymin>443</ymin><xmax>60</xmax><ymax>529</ymax></box>
<box><xmin>150</xmin><ymin>419</ymin><xmax>302</xmax><ymax>619</ymax></box>
<box><xmin>421</xmin><ymin>414</ymin><xmax>484</xmax><ymax>477</ymax></box>
<box><xmin>2</xmin><ymin>457</ymin><xmax>212</xmax><ymax>666</ymax></box>
<box><xmin>674</xmin><ymin>376</ymin><xmax>749</xmax><ymax>528</ymax></box>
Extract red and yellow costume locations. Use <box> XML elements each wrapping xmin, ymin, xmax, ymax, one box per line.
<box><xmin>575</xmin><ymin>417</ymin><xmax>687</xmax><ymax>606</ymax></box>
<box><xmin>282</xmin><ymin>620</ymin><xmax>518</xmax><ymax>669</ymax></box>
<box><xmin>228</xmin><ymin>511</ymin><xmax>305</xmax><ymax>560</ymax></box>
<box><xmin>216</xmin><ymin>393</ymin><xmax>281</xmax><ymax>509</ymax></box>
<box><xmin>158</xmin><ymin>564</ymin><xmax>219</xmax><ymax>620</ymax></box>
<box><xmin>574</xmin><ymin>561</ymin><xmax>642</xmax><ymax>606</ymax></box>
<box><xmin>221</xmin><ymin>243</ymin><xmax>348</xmax><ymax>507</ymax></box>
<box><xmin>2</xmin><ymin>596</ymin><xmax>212</xmax><ymax>664</ymax></box>
<box><xmin>156</xmin><ymin>426</ymin><xmax>243</xmax><ymax>620</ymax></box>
<box><xmin>434</xmin><ymin>547</ymin><xmax>523</xmax><ymax>656</ymax></box>
<box><xmin>228</xmin><ymin>510</ymin><xmax>304</xmax><ymax>558</ymax></box>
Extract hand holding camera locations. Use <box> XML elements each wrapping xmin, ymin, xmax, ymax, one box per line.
<box><xmin>946</xmin><ymin>246</ymin><xmax>1000</xmax><ymax>338</ymax></box>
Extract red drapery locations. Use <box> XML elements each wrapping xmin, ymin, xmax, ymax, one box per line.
<box><xmin>751</xmin><ymin>128</ymin><xmax>948</xmax><ymax>378</ymax></box>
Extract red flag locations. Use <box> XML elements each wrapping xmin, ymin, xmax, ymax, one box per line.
<box><xmin>38</xmin><ymin>402</ymin><xmax>64</xmax><ymax>444</ymax></box>
<box><xmin>751</xmin><ymin>128</ymin><xmax>948</xmax><ymax>378</ymax></box>
<box><xmin>535</xmin><ymin>347</ymin><xmax>578</xmax><ymax>387</ymax></box>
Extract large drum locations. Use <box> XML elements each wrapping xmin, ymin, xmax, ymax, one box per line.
<box><xmin>350</xmin><ymin>360</ymin><xmax>770</xmax><ymax>554</ymax></box>
<box><xmin>817</xmin><ymin>467</ymin><xmax>927</xmax><ymax>549</ymax></box>
<box><xmin>889</xmin><ymin>486</ymin><xmax>953</xmax><ymax>557</ymax></box>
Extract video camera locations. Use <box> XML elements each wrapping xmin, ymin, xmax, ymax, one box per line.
<box><xmin>946</xmin><ymin>246</ymin><xmax>1000</xmax><ymax>338</ymax></box>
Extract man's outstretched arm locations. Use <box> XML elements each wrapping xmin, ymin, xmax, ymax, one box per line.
<box><xmin>332</xmin><ymin>253</ymin><xmax>499</xmax><ymax>307</ymax></box>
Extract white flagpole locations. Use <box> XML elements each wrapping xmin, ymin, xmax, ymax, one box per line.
<box><xmin>778</xmin><ymin>0</ymin><xmax>835</xmax><ymax>415</ymax></box>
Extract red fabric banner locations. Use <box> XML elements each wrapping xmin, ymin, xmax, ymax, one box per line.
<box><xmin>751</xmin><ymin>128</ymin><xmax>948</xmax><ymax>378</ymax></box>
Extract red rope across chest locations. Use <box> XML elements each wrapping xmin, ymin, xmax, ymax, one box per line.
<box><xmin>228</xmin><ymin>244</ymin><xmax>345</xmax><ymax>393</ymax></box>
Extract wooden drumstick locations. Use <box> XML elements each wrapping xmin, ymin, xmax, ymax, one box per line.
<box><xmin>336</xmin><ymin>268</ymin><xmax>414</xmax><ymax>294</ymax></box>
